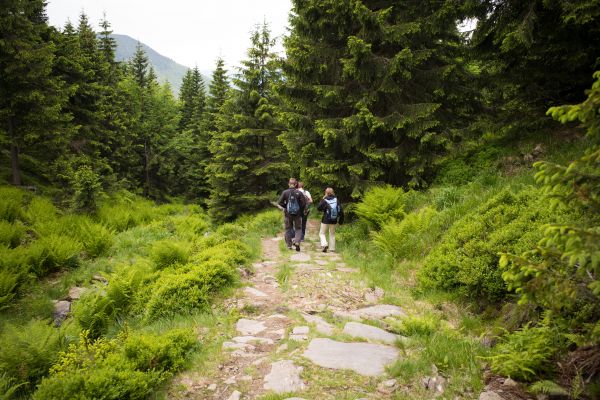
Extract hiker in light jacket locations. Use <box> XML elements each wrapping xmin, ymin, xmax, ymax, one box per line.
<box><xmin>316</xmin><ymin>187</ymin><xmax>343</xmax><ymax>252</ymax></box>
<box><xmin>278</xmin><ymin>178</ymin><xmax>306</xmax><ymax>251</ymax></box>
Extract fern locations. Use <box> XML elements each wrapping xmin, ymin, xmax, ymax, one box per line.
<box><xmin>355</xmin><ymin>185</ymin><xmax>406</xmax><ymax>230</ymax></box>
<box><xmin>529</xmin><ymin>380</ymin><xmax>569</xmax><ymax>396</ymax></box>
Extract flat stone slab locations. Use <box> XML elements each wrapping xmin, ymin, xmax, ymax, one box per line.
<box><xmin>244</xmin><ymin>287</ymin><xmax>268</xmax><ymax>297</ymax></box>
<box><xmin>314</xmin><ymin>259</ymin><xmax>328</xmax><ymax>266</ymax></box>
<box><xmin>343</xmin><ymin>322</ymin><xmax>400</xmax><ymax>344</ymax></box>
<box><xmin>236</xmin><ymin>318</ymin><xmax>267</xmax><ymax>335</ymax></box>
<box><xmin>303</xmin><ymin>338</ymin><xmax>399</xmax><ymax>376</ymax></box>
<box><xmin>334</xmin><ymin>304</ymin><xmax>405</xmax><ymax>321</ymax></box>
<box><xmin>222</xmin><ymin>341</ymin><xmax>255</xmax><ymax>351</ymax></box>
<box><xmin>263</xmin><ymin>360</ymin><xmax>306</xmax><ymax>393</ymax></box>
<box><xmin>290</xmin><ymin>253</ymin><xmax>311</xmax><ymax>262</ymax></box>
<box><xmin>67</xmin><ymin>287</ymin><xmax>87</xmax><ymax>300</ymax></box>
<box><xmin>302</xmin><ymin>313</ymin><xmax>334</xmax><ymax>336</ymax></box>
<box><xmin>232</xmin><ymin>336</ymin><xmax>274</xmax><ymax>345</ymax></box>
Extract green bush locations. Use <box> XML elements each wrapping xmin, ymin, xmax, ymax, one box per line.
<box><xmin>388</xmin><ymin>314</ymin><xmax>442</xmax><ymax>337</ymax></box>
<box><xmin>72</xmin><ymin>291</ymin><xmax>116</xmax><ymax>339</ymax></box>
<box><xmin>355</xmin><ymin>185</ymin><xmax>406</xmax><ymax>230</ymax></box>
<box><xmin>0</xmin><ymin>320</ymin><xmax>67</xmax><ymax>393</ymax></box>
<box><xmin>418</xmin><ymin>187</ymin><xmax>557</xmax><ymax>302</ymax></box>
<box><xmin>25</xmin><ymin>197</ymin><xmax>58</xmax><ymax>228</ymax></box>
<box><xmin>246</xmin><ymin>210</ymin><xmax>282</xmax><ymax>236</ymax></box>
<box><xmin>143</xmin><ymin>260</ymin><xmax>235</xmax><ymax>321</ymax></box>
<box><xmin>25</xmin><ymin>235</ymin><xmax>81</xmax><ymax>277</ymax></box>
<box><xmin>192</xmin><ymin>240</ymin><xmax>251</xmax><ymax>268</ymax></box>
<box><xmin>0</xmin><ymin>220</ymin><xmax>25</xmax><ymax>248</ymax></box>
<box><xmin>33</xmin><ymin>329</ymin><xmax>197</xmax><ymax>400</ymax></box>
<box><xmin>96</xmin><ymin>195</ymin><xmax>155</xmax><ymax>232</ymax></box>
<box><xmin>372</xmin><ymin>207</ymin><xmax>440</xmax><ymax>260</ymax></box>
<box><xmin>488</xmin><ymin>317</ymin><xmax>563</xmax><ymax>381</ymax></box>
<box><xmin>0</xmin><ymin>186</ymin><xmax>26</xmax><ymax>223</ymax></box>
<box><xmin>166</xmin><ymin>213</ymin><xmax>209</xmax><ymax>241</ymax></box>
<box><xmin>149</xmin><ymin>240</ymin><xmax>190</xmax><ymax>270</ymax></box>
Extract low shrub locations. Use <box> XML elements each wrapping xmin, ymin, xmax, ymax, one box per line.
<box><xmin>0</xmin><ymin>320</ymin><xmax>67</xmax><ymax>394</ymax></box>
<box><xmin>488</xmin><ymin>316</ymin><xmax>563</xmax><ymax>381</ymax></box>
<box><xmin>372</xmin><ymin>207</ymin><xmax>441</xmax><ymax>260</ymax></box>
<box><xmin>96</xmin><ymin>194</ymin><xmax>155</xmax><ymax>232</ymax></box>
<box><xmin>418</xmin><ymin>187</ymin><xmax>559</xmax><ymax>302</ymax></box>
<box><xmin>388</xmin><ymin>314</ymin><xmax>442</xmax><ymax>337</ymax></box>
<box><xmin>143</xmin><ymin>260</ymin><xmax>235</xmax><ymax>322</ymax></box>
<box><xmin>192</xmin><ymin>240</ymin><xmax>250</xmax><ymax>268</ymax></box>
<box><xmin>246</xmin><ymin>210</ymin><xmax>282</xmax><ymax>236</ymax></box>
<box><xmin>149</xmin><ymin>240</ymin><xmax>190</xmax><ymax>270</ymax></box>
<box><xmin>0</xmin><ymin>220</ymin><xmax>25</xmax><ymax>248</ymax></box>
<box><xmin>25</xmin><ymin>198</ymin><xmax>58</xmax><ymax>228</ymax></box>
<box><xmin>354</xmin><ymin>185</ymin><xmax>406</xmax><ymax>230</ymax></box>
<box><xmin>166</xmin><ymin>213</ymin><xmax>209</xmax><ymax>241</ymax></box>
<box><xmin>33</xmin><ymin>329</ymin><xmax>197</xmax><ymax>400</ymax></box>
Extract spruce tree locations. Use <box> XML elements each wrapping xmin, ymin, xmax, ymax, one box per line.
<box><xmin>469</xmin><ymin>0</ymin><xmax>600</xmax><ymax>138</ymax></box>
<box><xmin>130</xmin><ymin>42</ymin><xmax>149</xmax><ymax>88</ymax></box>
<box><xmin>279</xmin><ymin>0</ymin><xmax>473</xmax><ymax>194</ymax></box>
<box><xmin>204</xmin><ymin>58</ymin><xmax>230</xmax><ymax>134</ymax></box>
<box><xmin>0</xmin><ymin>0</ymin><xmax>69</xmax><ymax>185</ymax></box>
<box><xmin>208</xmin><ymin>23</ymin><xmax>289</xmax><ymax>221</ymax></box>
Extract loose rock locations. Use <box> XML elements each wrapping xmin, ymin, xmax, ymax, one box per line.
<box><xmin>334</xmin><ymin>304</ymin><xmax>406</xmax><ymax>321</ymax></box>
<box><xmin>290</xmin><ymin>253</ymin><xmax>311</xmax><ymax>262</ymax></box>
<box><xmin>479</xmin><ymin>391</ymin><xmax>504</xmax><ymax>400</ymax></box>
<box><xmin>232</xmin><ymin>336</ymin><xmax>274</xmax><ymax>345</ymax></box>
<box><xmin>227</xmin><ymin>390</ymin><xmax>241</xmax><ymax>400</ymax></box>
<box><xmin>244</xmin><ymin>287</ymin><xmax>268</xmax><ymax>298</ymax></box>
<box><xmin>53</xmin><ymin>300</ymin><xmax>71</xmax><ymax>326</ymax></box>
<box><xmin>343</xmin><ymin>321</ymin><xmax>400</xmax><ymax>344</ymax></box>
<box><xmin>263</xmin><ymin>360</ymin><xmax>306</xmax><ymax>393</ymax></box>
<box><xmin>302</xmin><ymin>313</ymin><xmax>334</xmax><ymax>335</ymax></box>
<box><xmin>236</xmin><ymin>318</ymin><xmax>266</xmax><ymax>335</ymax></box>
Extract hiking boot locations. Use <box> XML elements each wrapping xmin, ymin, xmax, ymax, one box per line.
<box><xmin>294</xmin><ymin>242</ymin><xmax>300</xmax><ymax>252</ymax></box>
<box><xmin>322</xmin><ymin>245</ymin><xmax>328</xmax><ymax>253</ymax></box>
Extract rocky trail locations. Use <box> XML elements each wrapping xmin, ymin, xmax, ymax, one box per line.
<box><xmin>175</xmin><ymin>220</ymin><xmax>411</xmax><ymax>399</ymax></box>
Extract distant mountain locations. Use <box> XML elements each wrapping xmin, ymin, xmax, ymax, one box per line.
<box><xmin>111</xmin><ymin>34</ymin><xmax>209</xmax><ymax>95</ymax></box>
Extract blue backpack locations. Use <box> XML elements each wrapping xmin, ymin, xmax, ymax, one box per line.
<box><xmin>325</xmin><ymin>198</ymin><xmax>339</xmax><ymax>222</ymax></box>
<box><xmin>287</xmin><ymin>190</ymin><xmax>301</xmax><ymax>216</ymax></box>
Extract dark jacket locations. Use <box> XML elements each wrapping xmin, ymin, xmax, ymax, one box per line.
<box><xmin>317</xmin><ymin>195</ymin><xmax>344</xmax><ymax>224</ymax></box>
<box><xmin>278</xmin><ymin>188</ymin><xmax>307</xmax><ymax>216</ymax></box>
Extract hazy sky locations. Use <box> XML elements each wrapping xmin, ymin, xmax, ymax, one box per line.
<box><xmin>46</xmin><ymin>0</ymin><xmax>293</xmax><ymax>72</ymax></box>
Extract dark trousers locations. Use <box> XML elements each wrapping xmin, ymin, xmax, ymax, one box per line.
<box><xmin>284</xmin><ymin>213</ymin><xmax>302</xmax><ymax>247</ymax></box>
<box><xmin>301</xmin><ymin>212</ymin><xmax>309</xmax><ymax>240</ymax></box>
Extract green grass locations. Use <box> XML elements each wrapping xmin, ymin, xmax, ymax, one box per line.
<box><xmin>276</xmin><ymin>262</ymin><xmax>293</xmax><ymax>291</ymax></box>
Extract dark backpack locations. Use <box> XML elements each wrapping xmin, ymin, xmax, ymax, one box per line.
<box><xmin>287</xmin><ymin>190</ymin><xmax>301</xmax><ymax>216</ymax></box>
<box><xmin>325</xmin><ymin>198</ymin><xmax>340</xmax><ymax>223</ymax></box>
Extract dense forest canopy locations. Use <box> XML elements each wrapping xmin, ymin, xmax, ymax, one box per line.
<box><xmin>1</xmin><ymin>0</ymin><xmax>600</xmax><ymax>398</ymax></box>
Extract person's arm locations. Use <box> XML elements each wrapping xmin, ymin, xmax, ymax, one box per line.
<box><xmin>306</xmin><ymin>191</ymin><xmax>313</xmax><ymax>204</ymax></box>
<box><xmin>278</xmin><ymin>190</ymin><xmax>287</xmax><ymax>208</ymax></box>
<box><xmin>317</xmin><ymin>199</ymin><xmax>327</xmax><ymax>212</ymax></box>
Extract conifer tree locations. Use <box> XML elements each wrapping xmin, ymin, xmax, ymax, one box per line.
<box><xmin>0</xmin><ymin>0</ymin><xmax>69</xmax><ymax>185</ymax></box>
<box><xmin>208</xmin><ymin>23</ymin><xmax>289</xmax><ymax>221</ymax></box>
<box><xmin>130</xmin><ymin>42</ymin><xmax>150</xmax><ymax>88</ymax></box>
<box><xmin>204</xmin><ymin>58</ymin><xmax>230</xmax><ymax>134</ymax></box>
<box><xmin>279</xmin><ymin>0</ymin><xmax>473</xmax><ymax>194</ymax></box>
<box><xmin>469</xmin><ymin>0</ymin><xmax>600</xmax><ymax>137</ymax></box>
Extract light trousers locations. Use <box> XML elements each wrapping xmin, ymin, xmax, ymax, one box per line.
<box><xmin>319</xmin><ymin>223</ymin><xmax>336</xmax><ymax>250</ymax></box>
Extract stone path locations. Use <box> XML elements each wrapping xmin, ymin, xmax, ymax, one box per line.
<box><xmin>177</xmin><ymin>220</ymin><xmax>407</xmax><ymax>399</ymax></box>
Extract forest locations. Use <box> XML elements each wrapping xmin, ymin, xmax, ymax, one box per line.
<box><xmin>0</xmin><ymin>0</ymin><xmax>599</xmax><ymax>399</ymax></box>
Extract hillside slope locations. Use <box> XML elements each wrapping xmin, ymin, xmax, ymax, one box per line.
<box><xmin>112</xmin><ymin>34</ymin><xmax>209</xmax><ymax>94</ymax></box>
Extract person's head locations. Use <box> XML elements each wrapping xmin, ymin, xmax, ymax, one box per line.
<box><xmin>325</xmin><ymin>187</ymin><xmax>335</xmax><ymax>197</ymax></box>
<box><xmin>288</xmin><ymin>178</ymin><xmax>298</xmax><ymax>188</ymax></box>
<box><xmin>298</xmin><ymin>181</ymin><xmax>305</xmax><ymax>189</ymax></box>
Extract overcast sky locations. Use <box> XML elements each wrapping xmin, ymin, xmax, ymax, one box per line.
<box><xmin>46</xmin><ymin>0</ymin><xmax>293</xmax><ymax>72</ymax></box>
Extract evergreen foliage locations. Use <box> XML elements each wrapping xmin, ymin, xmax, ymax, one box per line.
<box><xmin>207</xmin><ymin>23</ymin><xmax>289</xmax><ymax>221</ymax></box>
<box><xmin>279</xmin><ymin>0</ymin><xmax>474</xmax><ymax>195</ymax></box>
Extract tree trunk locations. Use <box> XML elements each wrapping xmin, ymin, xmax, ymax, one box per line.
<box><xmin>8</xmin><ymin>119</ymin><xmax>21</xmax><ymax>186</ymax></box>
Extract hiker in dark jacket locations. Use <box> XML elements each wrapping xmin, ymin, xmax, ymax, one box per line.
<box><xmin>316</xmin><ymin>187</ymin><xmax>343</xmax><ymax>252</ymax></box>
<box><xmin>278</xmin><ymin>178</ymin><xmax>307</xmax><ymax>251</ymax></box>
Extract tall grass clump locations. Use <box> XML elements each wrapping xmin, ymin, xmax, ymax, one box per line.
<box><xmin>0</xmin><ymin>186</ymin><xmax>27</xmax><ymax>223</ymax></box>
<box><xmin>0</xmin><ymin>220</ymin><xmax>25</xmax><ymax>248</ymax></box>
<box><xmin>355</xmin><ymin>185</ymin><xmax>406</xmax><ymax>230</ymax></box>
<box><xmin>149</xmin><ymin>240</ymin><xmax>190</xmax><ymax>270</ymax></box>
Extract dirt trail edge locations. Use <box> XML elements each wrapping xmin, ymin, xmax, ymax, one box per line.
<box><xmin>179</xmin><ymin>220</ymin><xmax>407</xmax><ymax>400</ymax></box>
